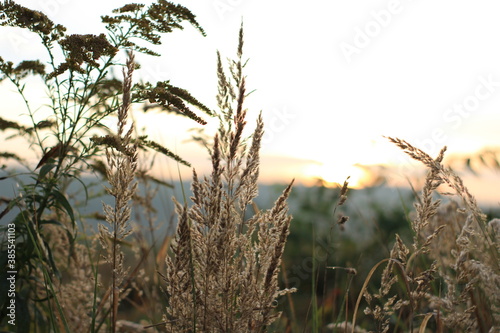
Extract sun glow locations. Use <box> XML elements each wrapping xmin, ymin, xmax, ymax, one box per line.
<box><xmin>304</xmin><ymin>162</ymin><xmax>371</xmax><ymax>189</ymax></box>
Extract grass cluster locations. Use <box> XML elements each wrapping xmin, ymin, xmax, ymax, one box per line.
<box><xmin>0</xmin><ymin>1</ymin><xmax>499</xmax><ymax>332</ymax></box>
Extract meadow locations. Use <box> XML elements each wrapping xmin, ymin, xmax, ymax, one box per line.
<box><xmin>0</xmin><ymin>1</ymin><xmax>499</xmax><ymax>332</ymax></box>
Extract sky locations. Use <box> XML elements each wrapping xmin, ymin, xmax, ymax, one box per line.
<box><xmin>1</xmin><ymin>0</ymin><xmax>500</xmax><ymax>203</ymax></box>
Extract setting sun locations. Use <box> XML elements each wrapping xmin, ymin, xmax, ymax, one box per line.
<box><xmin>304</xmin><ymin>162</ymin><xmax>371</xmax><ymax>189</ymax></box>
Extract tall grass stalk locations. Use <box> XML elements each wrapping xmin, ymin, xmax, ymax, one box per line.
<box><xmin>97</xmin><ymin>53</ymin><xmax>137</xmax><ymax>333</ymax></box>
<box><xmin>354</xmin><ymin>138</ymin><xmax>500</xmax><ymax>332</ymax></box>
<box><xmin>162</xmin><ymin>25</ymin><xmax>295</xmax><ymax>332</ymax></box>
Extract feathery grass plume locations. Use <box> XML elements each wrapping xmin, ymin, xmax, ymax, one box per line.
<box><xmin>359</xmin><ymin>144</ymin><xmax>467</xmax><ymax>332</ymax></box>
<box><xmin>37</xmin><ymin>224</ymin><xmax>105</xmax><ymax>332</ymax></box>
<box><xmin>98</xmin><ymin>53</ymin><xmax>138</xmax><ymax>333</ymax></box>
<box><xmin>1</xmin><ymin>201</ymin><xmax>102</xmax><ymax>332</ymax></box>
<box><xmin>163</xmin><ymin>24</ymin><xmax>295</xmax><ymax>332</ymax></box>
<box><xmin>360</xmin><ymin>234</ymin><xmax>411</xmax><ymax>333</ymax></box>
<box><xmin>421</xmin><ymin>203</ymin><xmax>500</xmax><ymax>332</ymax></box>
<box><xmin>387</xmin><ymin>137</ymin><xmax>500</xmax><ymax>332</ymax></box>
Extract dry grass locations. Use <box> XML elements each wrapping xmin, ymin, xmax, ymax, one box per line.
<box><xmin>352</xmin><ymin>138</ymin><xmax>500</xmax><ymax>333</ymax></box>
<box><xmin>162</xmin><ymin>26</ymin><xmax>295</xmax><ymax>332</ymax></box>
<box><xmin>32</xmin><ymin>223</ymin><xmax>104</xmax><ymax>332</ymax></box>
<box><xmin>98</xmin><ymin>53</ymin><xmax>138</xmax><ymax>332</ymax></box>
<box><xmin>2</xmin><ymin>4</ymin><xmax>499</xmax><ymax>332</ymax></box>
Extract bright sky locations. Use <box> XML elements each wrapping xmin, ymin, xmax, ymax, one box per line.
<box><xmin>1</xmin><ymin>0</ymin><xmax>500</xmax><ymax>203</ymax></box>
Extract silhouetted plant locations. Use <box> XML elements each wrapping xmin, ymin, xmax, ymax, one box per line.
<box><xmin>162</xmin><ymin>25</ymin><xmax>295</xmax><ymax>332</ymax></box>
<box><xmin>0</xmin><ymin>1</ymin><xmax>211</xmax><ymax>331</ymax></box>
